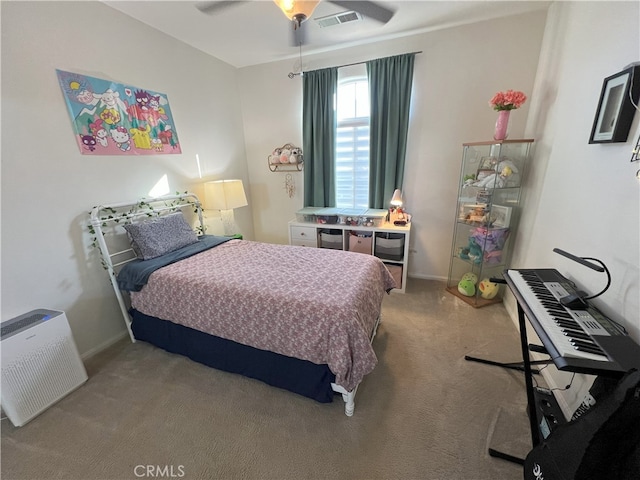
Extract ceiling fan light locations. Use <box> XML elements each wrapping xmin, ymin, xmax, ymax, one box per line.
<box><xmin>273</xmin><ymin>0</ymin><xmax>320</xmax><ymax>21</ymax></box>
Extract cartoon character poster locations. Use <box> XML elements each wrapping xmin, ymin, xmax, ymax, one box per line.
<box><xmin>56</xmin><ymin>69</ymin><xmax>181</xmax><ymax>155</ymax></box>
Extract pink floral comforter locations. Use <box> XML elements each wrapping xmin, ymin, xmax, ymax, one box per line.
<box><xmin>130</xmin><ymin>240</ymin><xmax>396</xmax><ymax>391</ymax></box>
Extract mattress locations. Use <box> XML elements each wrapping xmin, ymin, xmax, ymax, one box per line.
<box><xmin>129</xmin><ymin>239</ymin><xmax>396</xmax><ymax>391</ymax></box>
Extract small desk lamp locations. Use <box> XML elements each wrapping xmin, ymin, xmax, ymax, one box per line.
<box><xmin>389</xmin><ymin>189</ymin><xmax>405</xmax><ymax>224</ymax></box>
<box><xmin>204</xmin><ymin>179</ymin><xmax>248</xmax><ymax>236</ymax></box>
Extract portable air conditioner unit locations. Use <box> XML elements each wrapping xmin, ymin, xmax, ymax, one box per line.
<box><xmin>1</xmin><ymin>309</ymin><xmax>88</xmax><ymax>427</ymax></box>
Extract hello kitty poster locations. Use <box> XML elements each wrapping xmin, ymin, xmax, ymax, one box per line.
<box><xmin>56</xmin><ymin>69</ymin><xmax>181</xmax><ymax>155</ymax></box>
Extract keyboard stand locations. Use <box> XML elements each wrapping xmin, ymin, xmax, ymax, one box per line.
<box><xmin>489</xmin><ymin>302</ymin><xmax>542</xmax><ymax>464</ymax></box>
<box><xmin>466</xmin><ymin>302</ymin><xmax>544</xmax><ymax>466</ymax></box>
<box><xmin>487</xmin><ymin>448</ymin><xmax>525</xmax><ymax>465</ymax></box>
<box><xmin>464</xmin><ymin>275</ymin><xmax>548</xmax><ymax>375</ymax></box>
<box><xmin>464</xmin><ymin>355</ymin><xmax>549</xmax><ymax>374</ymax></box>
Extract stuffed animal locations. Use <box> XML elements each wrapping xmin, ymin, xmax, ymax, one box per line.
<box><xmin>458</xmin><ymin>273</ymin><xmax>478</xmax><ymax>297</ymax></box>
<box><xmin>472</xmin><ymin>169</ymin><xmax>509</xmax><ymax>188</ymax></box>
<box><xmin>472</xmin><ymin>159</ymin><xmax>519</xmax><ymax>188</ymax></box>
<box><xmin>289</xmin><ymin>147</ymin><xmax>302</xmax><ymax>164</ymax></box>
<box><xmin>280</xmin><ymin>148</ymin><xmax>292</xmax><ymax>164</ymax></box>
<box><xmin>269</xmin><ymin>148</ymin><xmax>282</xmax><ymax>165</ymax></box>
<box><xmin>470</xmin><ymin>227</ymin><xmax>510</xmax><ymax>256</ymax></box>
<box><xmin>465</xmin><ymin>205</ymin><xmax>489</xmax><ymax>224</ymax></box>
<box><xmin>463</xmin><ymin>174</ymin><xmax>476</xmax><ymax>186</ymax></box>
<box><xmin>461</xmin><ymin>272</ymin><xmax>478</xmax><ymax>285</ymax></box>
<box><xmin>497</xmin><ymin>159</ymin><xmax>518</xmax><ymax>174</ymax></box>
<box><xmin>478</xmin><ymin>278</ymin><xmax>499</xmax><ymax>299</ymax></box>
<box><xmin>458</xmin><ymin>238</ymin><xmax>483</xmax><ymax>264</ymax></box>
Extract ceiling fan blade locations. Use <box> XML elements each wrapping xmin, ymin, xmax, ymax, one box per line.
<box><xmin>290</xmin><ymin>19</ymin><xmax>308</xmax><ymax>47</ymax></box>
<box><xmin>196</xmin><ymin>1</ymin><xmax>247</xmax><ymax>15</ymax></box>
<box><xmin>329</xmin><ymin>1</ymin><xmax>395</xmax><ymax>24</ymax></box>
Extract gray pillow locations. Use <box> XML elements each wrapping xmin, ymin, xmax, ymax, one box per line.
<box><xmin>124</xmin><ymin>212</ymin><xmax>198</xmax><ymax>260</ymax></box>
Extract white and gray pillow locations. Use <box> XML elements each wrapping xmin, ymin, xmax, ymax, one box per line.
<box><xmin>124</xmin><ymin>212</ymin><xmax>198</xmax><ymax>260</ymax></box>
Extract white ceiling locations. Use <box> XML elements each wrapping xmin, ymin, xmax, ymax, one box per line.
<box><xmin>104</xmin><ymin>1</ymin><xmax>550</xmax><ymax>68</ymax></box>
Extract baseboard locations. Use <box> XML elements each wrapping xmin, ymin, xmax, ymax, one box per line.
<box><xmin>81</xmin><ymin>329</ymin><xmax>129</xmax><ymax>361</ymax></box>
<box><xmin>406</xmin><ymin>273</ymin><xmax>447</xmax><ymax>282</ymax></box>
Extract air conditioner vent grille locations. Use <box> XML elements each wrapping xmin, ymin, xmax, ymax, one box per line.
<box><xmin>315</xmin><ymin>10</ymin><xmax>362</xmax><ymax>28</ymax></box>
<box><xmin>336</xmin><ymin>12</ymin><xmax>360</xmax><ymax>23</ymax></box>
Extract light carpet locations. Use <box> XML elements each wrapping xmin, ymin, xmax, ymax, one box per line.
<box><xmin>1</xmin><ymin>279</ymin><xmax>531</xmax><ymax>480</ymax></box>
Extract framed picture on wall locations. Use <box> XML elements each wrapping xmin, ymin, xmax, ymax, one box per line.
<box><xmin>589</xmin><ymin>65</ymin><xmax>640</xmax><ymax>144</ymax></box>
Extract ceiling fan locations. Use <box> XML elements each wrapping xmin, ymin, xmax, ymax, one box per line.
<box><xmin>196</xmin><ymin>0</ymin><xmax>396</xmax><ymax>46</ymax></box>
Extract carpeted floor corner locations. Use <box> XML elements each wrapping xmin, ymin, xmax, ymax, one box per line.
<box><xmin>1</xmin><ymin>279</ymin><xmax>531</xmax><ymax>480</ymax></box>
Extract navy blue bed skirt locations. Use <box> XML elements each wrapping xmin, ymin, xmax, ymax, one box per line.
<box><xmin>129</xmin><ymin>309</ymin><xmax>336</xmax><ymax>403</ymax></box>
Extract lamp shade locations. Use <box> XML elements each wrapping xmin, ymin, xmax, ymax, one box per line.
<box><xmin>273</xmin><ymin>0</ymin><xmax>320</xmax><ymax>20</ymax></box>
<box><xmin>204</xmin><ymin>179</ymin><xmax>248</xmax><ymax>211</ymax></box>
<box><xmin>390</xmin><ymin>189</ymin><xmax>403</xmax><ymax>207</ymax></box>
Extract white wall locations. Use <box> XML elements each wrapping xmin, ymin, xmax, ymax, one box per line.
<box><xmin>1</xmin><ymin>1</ymin><xmax>253</xmax><ymax>355</ymax></box>
<box><xmin>513</xmin><ymin>1</ymin><xmax>640</xmax><ymax>413</ymax></box>
<box><xmin>238</xmin><ymin>10</ymin><xmax>548</xmax><ymax>276</ymax></box>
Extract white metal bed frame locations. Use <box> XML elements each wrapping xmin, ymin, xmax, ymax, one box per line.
<box><xmin>89</xmin><ymin>192</ymin><xmax>379</xmax><ymax>416</ymax></box>
<box><xmin>90</xmin><ymin>193</ymin><xmax>204</xmax><ymax>343</ymax></box>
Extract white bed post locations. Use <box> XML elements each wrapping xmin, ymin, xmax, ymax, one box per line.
<box><xmin>90</xmin><ymin>207</ymin><xmax>137</xmax><ymax>343</ymax></box>
<box><xmin>331</xmin><ymin>313</ymin><xmax>381</xmax><ymax>416</ymax></box>
<box><xmin>343</xmin><ymin>389</ymin><xmax>357</xmax><ymax>417</ymax></box>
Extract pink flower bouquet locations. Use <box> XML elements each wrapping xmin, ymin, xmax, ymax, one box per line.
<box><xmin>489</xmin><ymin>90</ymin><xmax>527</xmax><ymax>111</ymax></box>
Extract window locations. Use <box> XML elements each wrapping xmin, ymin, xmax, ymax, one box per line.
<box><xmin>335</xmin><ymin>77</ymin><xmax>370</xmax><ymax>209</ymax></box>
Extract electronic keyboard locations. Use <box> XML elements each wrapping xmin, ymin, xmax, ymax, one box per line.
<box><xmin>505</xmin><ymin>269</ymin><xmax>640</xmax><ymax>377</ymax></box>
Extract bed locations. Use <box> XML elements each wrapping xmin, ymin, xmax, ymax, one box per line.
<box><xmin>90</xmin><ymin>193</ymin><xmax>396</xmax><ymax>415</ymax></box>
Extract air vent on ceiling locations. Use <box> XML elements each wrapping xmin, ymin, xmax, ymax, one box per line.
<box><xmin>315</xmin><ymin>10</ymin><xmax>362</xmax><ymax>28</ymax></box>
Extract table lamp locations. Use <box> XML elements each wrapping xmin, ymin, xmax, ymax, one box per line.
<box><xmin>204</xmin><ymin>179</ymin><xmax>248</xmax><ymax>236</ymax></box>
<box><xmin>389</xmin><ymin>189</ymin><xmax>405</xmax><ymax>224</ymax></box>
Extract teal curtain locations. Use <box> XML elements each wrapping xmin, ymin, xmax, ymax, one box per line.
<box><xmin>367</xmin><ymin>53</ymin><xmax>416</xmax><ymax>208</ymax></box>
<box><xmin>302</xmin><ymin>67</ymin><xmax>338</xmax><ymax>207</ymax></box>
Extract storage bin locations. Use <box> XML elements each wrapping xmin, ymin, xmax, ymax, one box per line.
<box><xmin>339</xmin><ymin>216</ymin><xmax>360</xmax><ymax>226</ymax></box>
<box><xmin>338</xmin><ymin>208</ymin><xmax>367</xmax><ymax>226</ymax></box>
<box><xmin>296</xmin><ymin>213</ymin><xmax>317</xmax><ymax>222</ymax></box>
<box><xmin>375</xmin><ymin>233</ymin><xmax>405</xmax><ymax>261</ymax></box>
<box><xmin>295</xmin><ymin>207</ymin><xmax>321</xmax><ymax>223</ymax></box>
<box><xmin>360</xmin><ymin>209</ymin><xmax>388</xmax><ymax>227</ymax></box>
<box><xmin>348</xmin><ymin>232</ymin><xmax>373</xmax><ymax>255</ymax></box>
<box><xmin>385</xmin><ymin>264</ymin><xmax>403</xmax><ymax>289</ymax></box>
<box><xmin>319</xmin><ymin>229</ymin><xmax>343</xmax><ymax>249</ymax></box>
<box><xmin>317</xmin><ymin>215</ymin><xmax>339</xmax><ymax>224</ymax></box>
<box><xmin>315</xmin><ymin>207</ymin><xmax>340</xmax><ymax>225</ymax></box>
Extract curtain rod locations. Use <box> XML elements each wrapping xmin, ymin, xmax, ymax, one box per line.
<box><xmin>288</xmin><ymin>51</ymin><xmax>422</xmax><ymax>79</ymax></box>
